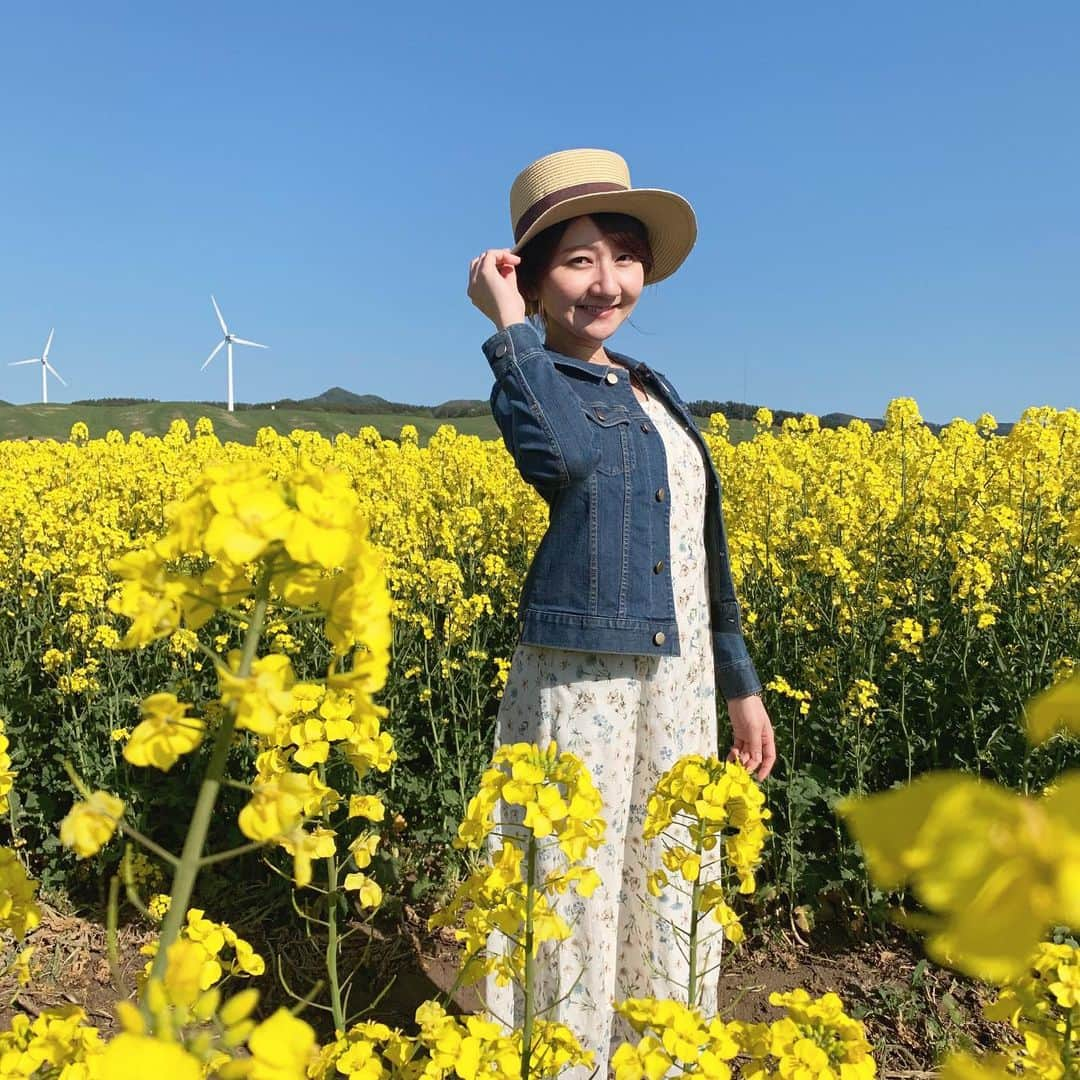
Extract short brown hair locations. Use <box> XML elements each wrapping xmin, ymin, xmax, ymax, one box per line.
<box><xmin>517</xmin><ymin>213</ymin><xmax>655</xmax><ymax>319</ymax></box>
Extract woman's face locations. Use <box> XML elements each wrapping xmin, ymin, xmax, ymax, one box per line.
<box><xmin>536</xmin><ymin>215</ymin><xmax>645</xmax><ymax>357</ymax></box>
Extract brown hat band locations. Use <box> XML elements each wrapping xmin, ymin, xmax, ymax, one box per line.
<box><xmin>513</xmin><ymin>181</ymin><xmax>627</xmax><ymax>243</ymax></box>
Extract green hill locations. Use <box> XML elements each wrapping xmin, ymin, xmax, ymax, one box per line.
<box><xmin>0</xmin><ymin>402</ymin><xmax>758</xmax><ymax>446</ymax></box>
<box><xmin>0</xmin><ymin>402</ymin><xmax>499</xmax><ymax>444</ymax></box>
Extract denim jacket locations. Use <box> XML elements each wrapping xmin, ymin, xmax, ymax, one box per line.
<box><xmin>484</xmin><ymin>320</ymin><xmax>762</xmax><ymax>702</ymax></box>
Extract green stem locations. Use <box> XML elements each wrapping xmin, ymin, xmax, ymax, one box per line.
<box><xmin>117</xmin><ymin>823</ymin><xmax>181</xmax><ymax>868</ymax></box>
<box><xmin>106</xmin><ymin>874</ymin><xmax>127</xmax><ymax>997</ymax></box>
<box><xmin>1062</xmin><ymin>1007</ymin><xmax>1075</xmax><ymax>1079</ymax></box>
<box><xmin>899</xmin><ymin>668</ymin><xmax>912</xmax><ymax>785</ymax></box>
<box><xmin>198</xmin><ymin>841</ymin><xmax>264</xmax><ymax>867</ymax></box>
<box><xmin>520</xmin><ymin>833</ymin><xmax>537</xmax><ymax>1080</ymax></box>
<box><xmin>325</xmin><ymin>848</ymin><xmax>345</xmax><ymax>1032</ymax></box>
<box><xmin>686</xmin><ymin>831</ymin><xmax>705</xmax><ymax>1008</ymax></box>
<box><xmin>150</xmin><ymin>586</ymin><xmax>269</xmax><ymax>985</ymax></box>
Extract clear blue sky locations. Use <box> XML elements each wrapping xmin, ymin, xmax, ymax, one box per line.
<box><xmin>1</xmin><ymin>2</ymin><xmax>1077</xmax><ymax>423</ymax></box>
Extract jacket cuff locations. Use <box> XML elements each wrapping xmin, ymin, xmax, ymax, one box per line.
<box><xmin>482</xmin><ymin>322</ymin><xmax>546</xmax><ymax>380</ymax></box>
<box><xmin>713</xmin><ymin>631</ymin><xmax>763</xmax><ymax>701</ymax></box>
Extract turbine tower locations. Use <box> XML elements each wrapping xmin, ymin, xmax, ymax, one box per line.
<box><xmin>9</xmin><ymin>329</ymin><xmax>67</xmax><ymax>403</ymax></box>
<box><xmin>202</xmin><ymin>296</ymin><xmax>267</xmax><ymax>412</ymax></box>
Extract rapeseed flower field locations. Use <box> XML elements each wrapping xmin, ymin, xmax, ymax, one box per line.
<box><xmin>0</xmin><ymin>398</ymin><xmax>1075</xmax><ymax>1076</ymax></box>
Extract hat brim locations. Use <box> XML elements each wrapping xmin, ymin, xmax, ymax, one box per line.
<box><xmin>511</xmin><ymin>188</ymin><xmax>697</xmax><ymax>285</ymax></box>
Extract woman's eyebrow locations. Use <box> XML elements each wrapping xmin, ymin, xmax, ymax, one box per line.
<box><xmin>555</xmin><ymin>241</ymin><xmax>607</xmax><ymax>256</ymax></box>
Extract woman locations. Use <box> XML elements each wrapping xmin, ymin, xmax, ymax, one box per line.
<box><xmin>467</xmin><ymin>148</ymin><xmax>775</xmax><ymax>1070</ymax></box>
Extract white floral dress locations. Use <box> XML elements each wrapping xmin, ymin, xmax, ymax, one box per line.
<box><xmin>486</xmin><ymin>390</ymin><xmax>723</xmax><ymax>1076</ymax></box>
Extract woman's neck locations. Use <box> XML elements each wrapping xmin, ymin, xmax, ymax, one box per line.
<box><xmin>543</xmin><ymin>327</ymin><xmax>611</xmax><ymax>366</ymax></box>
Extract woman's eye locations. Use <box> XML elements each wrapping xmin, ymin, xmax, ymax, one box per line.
<box><xmin>568</xmin><ymin>254</ymin><xmax>635</xmax><ymax>266</ymax></box>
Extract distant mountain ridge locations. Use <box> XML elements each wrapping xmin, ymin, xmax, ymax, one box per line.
<box><xmin>246</xmin><ymin>387</ymin><xmax>489</xmax><ymax>419</ymax></box>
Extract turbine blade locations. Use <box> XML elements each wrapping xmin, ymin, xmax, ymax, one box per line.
<box><xmin>9</xmin><ymin>358</ymin><xmax>40</xmax><ymax>366</ymax></box>
<box><xmin>45</xmin><ymin>361</ymin><xmax>67</xmax><ymax>386</ymax></box>
<box><xmin>42</xmin><ymin>329</ymin><xmax>55</xmax><ymax>359</ymax></box>
<box><xmin>210</xmin><ymin>295</ymin><xmax>228</xmax><ymax>335</ymax></box>
<box><xmin>201</xmin><ymin>339</ymin><xmax>226</xmax><ymax>370</ymax></box>
<box><xmin>232</xmin><ymin>337</ymin><xmax>268</xmax><ymax>349</ymax></box>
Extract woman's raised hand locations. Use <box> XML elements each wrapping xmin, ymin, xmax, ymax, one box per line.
<box><xmin>468</xmin><ymin>249</ymin><xmax>528</xmax><ymax>331</ymax></box>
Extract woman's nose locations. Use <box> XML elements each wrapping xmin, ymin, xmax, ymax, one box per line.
<box><xmin>589</xmin><ymin>257</ymin><xmax>620</xmax><ymax>298</ymax></box>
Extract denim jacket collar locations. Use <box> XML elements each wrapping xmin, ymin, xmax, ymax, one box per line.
<box><xmin>542</xmin><ymin>343</ymin><xmax>655</xmax><ymax>382</ymax></box>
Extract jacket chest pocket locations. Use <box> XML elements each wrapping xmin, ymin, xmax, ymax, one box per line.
<box><xmin>584</xmin><ymin>402</ymin><xmax>634</xmax><ymax>476</ymax></box>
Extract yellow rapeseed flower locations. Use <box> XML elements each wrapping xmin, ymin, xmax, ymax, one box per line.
<box><xmin>60</xmin><ymin>790</ymin><xmax>124</xmax><ymax>858</ymax></box>
<box><xmin>839</xmin><ymin>771</ymin><xmax>1080</xmax><ymax>982</ymax></box>
<box><xmin>1025</xmin><ymin>674</ymin><xmax>1080</xmax><ymax>745</ymax></box>
<box><xmin>123</xmin><ymin>692</ymin><xmax>205</xmax><ymax>771</ymax></box>
<box><xmin>0</xmin><ymin>848</ymin><xmax>40</xmax><ymax>940</ymax></box>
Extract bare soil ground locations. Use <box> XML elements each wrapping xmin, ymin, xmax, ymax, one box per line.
<box><xmin>0</xmin><ymin>902</ymin><xmax>1010</xmax><ymax>1076</ymax></box>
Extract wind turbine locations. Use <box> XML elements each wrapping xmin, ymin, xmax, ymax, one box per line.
<box><xmin>201</xmin><ymin>296</ymin><xmax>267</xmax><ymax>412</ymax></box>
<box><xmin>10</xmin><ymin>329</ymin><xmax>67</xmax><ymax>403</ymax></box>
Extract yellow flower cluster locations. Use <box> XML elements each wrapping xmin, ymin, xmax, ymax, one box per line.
<box><xmin>644</xmin><ymin>756</ymin><xmax>771</xmax><ymax>899</ymax></box>
<box><xmin>433</xmin><ymin>742</ymin><xmax>605</xmax><ymax>988</ymax></box>
<box><xmin>109</xmin><ymin>458</ymin><xmax>391</xmax><ymax>663</ymax></box>
<box><xmin>147</xmin><ymin>892</ymin><xmax>171</xmax><ymax>921</ymax></box>
<box><xmin>983</xmin><ymin>940</ymin><xmax>1080</xmax><ymax>1077</ymax></box>
<box><xmin>747</xmin><ymin>990</ymin><xmax>876</xmax><ymax>1080</ymax></box>
<box><xmin>1025</xmin><ymin>673</ymin><xmax>1080</xmax><ymax>744</ymax></box>
<box><xmin>0</xmin><ymin>848</ymin><xmax>40</xmax><ymax>941</ymax></box>
<box><xmin>0</xmin><ymin>1005</ymin><xmax>106</xmax><ymax>1077</ymax></box>
<box><xmin>612</xmin><ymin>998</ymin><xmax>742</xmax><ymax>1079</ymax></box>
<box><xmin>114</xmin><ymin>939</ymin><xmax>317</xmax><ymax>1078</ymax></box>
<box><xmin>122</xmin><ymin>847</ymin><xmax>166</xmax><ymax>892</ymax></box>
<box><xmin>312</xmin><ymin>1001</ymin><xmax>592</xmax><ymax>1079</ymax></box>
<box><xmin>123</xmin><ymin>691</ymin><xmax>205</xmax><ymax>771</ymax></box>
<box><xmin>1</xmin><ymin>420</ymin><xmax>541</xmax><ymax>716</ymax></box>
<box><xmin>764</xmin><ymin>675</ymin><xmax>812</xmax><ymax>717</ymax></box>
<box><xmin>0</xmin><ymin>719</ymin><xmax>14</xmax><ymax>815</ymax></box>
<box><xmin>99</xmin><ymin>457</ymin><xmax>397</xmax><ymax>899</ymax></box>
<box><xmin>455</xmin><ymin>741</ymin><xmax>606</xmax><ymax>859</ymax></box>
<box><xmin>839</xmin><ymin>769</ymin><xmax>1080</xmax><ymax>983</ymax></box>
<box><xmin>60</xmin><ymin>789</ymin><xmax>124</xmax><ymax>858</ymax></box>
<box><xmin>232</xmin><ymin>674</ymin><xmax>396</xmax><ymax>894</ymax></box>
<box><xmin>611</xmin><ymin>990</ymin><xmax>874</xmax><ymax>1080</ymax></box>
<box><xmin>888</xmin><ymin>616</ymin><xmax>925</xmax><ymax>658</ymax></box>
<box><xmin>140</xmin><ymin>907</ymin><xmax>266</xmax><ymax>989</ymax></box>
<box><xmin>2</xmin><ymin>915</ymin><xmax>317</xmax><ymax>1079</ymax></box>
<box><xmin>8</xmin><ymin>403</ymin><xmax>1071</xmax><ymax>692</ymax></box>
<box><xmin>843</xmin><ymin>679</ymin><xmax>879</xmax><ymax>726</ymax></box>
<box><xmin>841</xmin><ymin>676</ymin><xmax>1080</xmax><ymax>1079</ymax></box>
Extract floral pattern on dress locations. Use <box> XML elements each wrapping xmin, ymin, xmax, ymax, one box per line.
<box><xmin>484</xmin><ymin>393</ymin><xmax>725</xmax><ymax>1076</ymax></box>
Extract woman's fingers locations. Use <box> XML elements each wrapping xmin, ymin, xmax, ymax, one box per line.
<box><xmin>742</xmin><ymin>744</ymin><xmax>763</xmax><ymax>775</ymax></box>
<box><xmin>468</xmin><ymin>250</ymin><xmax>491</xmax><ymax>292</ymax></box>
<box><xmin>728</xmin><ymin>726</ymin><xmax>775</xmax><ymax>780</ymax></box>
<box><xmin>727</xmin><ymin>743</ymin><xmax>752</xmax><ymax>767</ymax></box>
<box><xmin>758</xmin><ymin>720</ymin><xmax>777</xmax><ymax>780</ymax></box>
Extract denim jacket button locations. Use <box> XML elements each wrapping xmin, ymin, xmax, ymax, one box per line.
<box><xmin>655</xmin><ymin>487</ymin><xmax>666</xmax><ymax>501</ymax></box>
<box><xmin>605</xmin><ymin>371</ymin><xmax>618</xmax><ymax>385</ymax></box>
<box><xmin>653</xmin><ymin>560</ymin><xmax>664</xmax><ymax>574</ymax></box>
<box><xmin>653</xmin><ymin>631</ymin><xmax>666</xmax><ymax>646</ymax></box>
<box><xmin>640</xmin><ymin>423</ymin><xmax>651</xmax><ymax>433</ymax></box>
<box><xmin>494</xmin><ymin>343</ymin><xmax>508</xmax><ymax>359</ymax></box>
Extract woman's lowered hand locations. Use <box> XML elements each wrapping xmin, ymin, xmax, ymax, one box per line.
<box><xmin>726</xmin><ymin>694</ymin><xmax>776</xmax><ymax>781</ymax></box>
<box><xmin>468</xmin><ymin>249</ymin><xmax>528</xmax><ymax>331</ymax></box>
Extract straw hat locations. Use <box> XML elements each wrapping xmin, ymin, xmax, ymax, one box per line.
<box><xmin>509</xmin><ymin>148</ymin><xmax>697</xmax><ymax>285</ymax></box>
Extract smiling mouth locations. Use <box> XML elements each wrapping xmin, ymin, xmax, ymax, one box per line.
<box><xmin>581</xmin><ymin>303</ymin><xmax>620</xmax><ymax>316</ymax></box>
